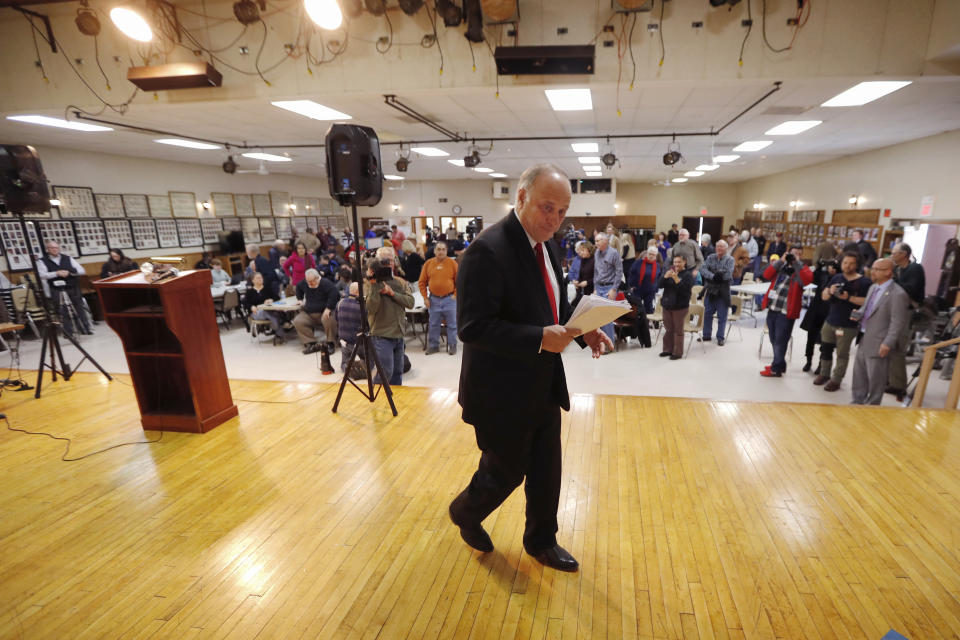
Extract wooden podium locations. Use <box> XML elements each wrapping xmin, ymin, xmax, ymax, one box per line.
<box><xmin>94</xmin><ymin>269</ymin><xmax>239</xmax><ymax>433</ymax></box>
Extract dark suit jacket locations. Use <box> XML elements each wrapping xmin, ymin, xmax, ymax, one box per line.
<box><xmin>457</xmin><ymin>211</ymin><xmax>573</xmax><ymax>428</ymax></box>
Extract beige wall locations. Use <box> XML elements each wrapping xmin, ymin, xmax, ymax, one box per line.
<box><xmin>616</xmin><ymin>182</ymin><xmax>739</xmax><ymax>233</ymax></box>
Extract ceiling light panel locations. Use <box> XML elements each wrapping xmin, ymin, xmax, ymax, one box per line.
<box><xmin>695</xmin><ymin>164</ymin><xmax>719</xmax><ymax>171</ymax></box>
<box><xmin>271</xmin><ymin>100</ymin><xmax>351</xmax><ymax>120</ymax></box>
<box><xmin>242</xmin><ymin>152</ymin><xmax>292</xmax><ymax>162</ymax></box>
<box><xmin>732</xmin><ymin>141</ymin><xmax>772</xmax><ymax>152</ymax></box>
<box><xmin>571</xmin><ymin>142</ymin><xmax>598</xmax><ymax>153</ymax></box>
<box><xmin>154</xmin><ymin>138</ymin><xmax>220</xmax><ymax>150</ymax></box>
<box><xmin>585</xmin><ymin>172</ymin><xmax>603</xmax><ymax>177</ymax></box>
<box><xmin>544</xmin><ymin>88</ymin><xmax>593</xmax><ymax>111</ymax></box>
<box><xmin>684</xmin><ymin>171</ymin><xmax>704</xmax><ymax>177</ymax></box>
<box><xmin>6</xmin><ymin>115</ymin><xmax>113</xmax><ymax>132</ymax></box>
<box><xmin>383</xmin><ymin>174</ymin><xmax>405</xmax><ymax>180</ymax></box>
<box><xmin>411</xmin><ymin>147</ymin><xmax>449</xmax><ymax>157</ymax></box>
<box><xmin>583</xmin><ymin>165</ymin><xmax>602</xmax><ymax>171</ymax></box>
<box><xmin>110</xmin><ymin>7</ymin><xmax>153</xmax><ymax>42</ymax></box>
<box><xmin>713</xmin><ymin>155</ymin><xmax>740</xmax><ymax>163</ymax></box>
<box><xmin>489</xmin><ymin>173</ymin><xmax>507</xmax><ymax>178</ymax></box>
<box><xmin>764</xmin><ymin>120</ymin><xmax>822</xmax><ymax>135</ymax></box>
<box><xmin>671</xmin><ymin>177</ymin><xmax>688</xmax><ymax>183</ymax></box>
<box><xmin>821</xmin><ymin>81</ymin><xmax>912</xmax><ymax>107</ymax></box>
<box><xmin>578</xmin><ymin>156</ymin><xmax>602</xmax><ymax>164</ymax></box>
<box><xmin>447</xmin><ymin>159</ymin><xmax>465</xmax><ymax>166</ymax></box>
<box><xmin>473</xmin><ymin>167</ymin><xmax>494</xmax><ymax>173</ymax></box>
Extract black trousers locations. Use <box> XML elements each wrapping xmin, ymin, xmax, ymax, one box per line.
<box><xmin>451</xmin><ymin>405</ymin><xmax>562</xmax><ymax>554</ymax></box>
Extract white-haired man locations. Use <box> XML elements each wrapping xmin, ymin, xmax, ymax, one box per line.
<box><xmin>593</xmin><ymin>232</ymin><xmax>623</xmax><ymax>343</ymax></box>
<box><xmin>668</xmin><ymin>228</ymin><xmax>704</xmax><ymax>275</ymax></box>
<box><xmin>699</xmin><ymin>239</ymin><xmax>734</xmax><ymax>345</ymax></box>
<box><xmin>293</xmin><ymin>268</ymin><xmax>340</xmax><ymax>372</ymax></box>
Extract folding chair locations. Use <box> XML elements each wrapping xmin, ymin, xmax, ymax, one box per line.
<box><xmin>684</xmin><ymin>303</ymin><xmax>705</xmax><ymax>358</ymax></box>
<box><xmin>726</xmin><ymin>296</ymin><xmax>745</xmax><ymax>341</ymax></box>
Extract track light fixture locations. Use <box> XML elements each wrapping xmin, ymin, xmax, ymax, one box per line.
<box><xmin>75</xmin><ymin>1</ymin><xmax>101</xmax><ymax>36</ymax></box>
<box><xmin>110</xmin><ymin>6</ymin><xmax>153</xmax><ymax>42</ymax></box>
<box><xmin>662</xmin><ymin>136</ymin><xmax>683</xmax><ymax>166</ymax></box>
<box><xmin>709</xmin><ymin>0</ymin><xmax>742</xmax><ymax>7</ymax></box>
<box><xmin>364</xmin><ymin>0</ymin><xmax>386</xmax><ymax>16</ymax></box>
<box><xmin>463</xmin><ymin>147</ymin><xmax>481</xmax><ymax>168</ymax></box>
<box><xmin>304</xmin><ymin>0</ymin><xmax>343</xmax><ymax>30</ymax></box>
<box><xmin>398</xmin><ymin>0</ymin><xmax>424</xmax><ymax>14</ymax></box>
<box><xmin>232</xmin><ymin>0</ymin><xmax>261</xmax><ymax>25</ymax></box>
<box><xmin>436</xmin><ymin>0</ymin><xmax>463</xmax><ymax>27</ymax></box>
<box><xmin>395</xmin><ymin>145</ymin><xmax>411</xmax><ymax>172</ymax></box>
<box><xmin>222</xmin><ymin>156</ymin><xmax>237</xmax><ymax>174</ymax></box>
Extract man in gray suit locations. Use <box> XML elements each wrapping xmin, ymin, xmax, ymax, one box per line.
<box><xmin>850</xmin><ymin>259</ymin><xmax>910</xmax><ymax>405</ymax></box>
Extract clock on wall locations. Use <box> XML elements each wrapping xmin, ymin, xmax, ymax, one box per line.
<box><xmin>452</xmin><ymin>205</ymin><xmax>462</xmax><ymax>214</ymax></box>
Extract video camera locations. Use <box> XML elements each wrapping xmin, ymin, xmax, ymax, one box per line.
<box><xmin>367</xmin><ymin>258</ymin><xmax>393</xmax><ymax>283</ymax></box>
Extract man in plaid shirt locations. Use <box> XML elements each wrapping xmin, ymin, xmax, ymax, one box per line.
<box><xmin>760</xmin><ymin>244</ymin><xmax>813</xmax><ymax>377</ymax></box>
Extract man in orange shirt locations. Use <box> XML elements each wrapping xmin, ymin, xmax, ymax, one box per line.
<box><xmin>419</xmin><ymin>240</ymin><xmax>458</xmax><ymax>355</ymax></box>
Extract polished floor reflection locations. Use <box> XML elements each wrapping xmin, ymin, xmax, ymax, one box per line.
<box><xmin>0</xmin><ymin>374</ymin><xmax>957</xmax><ymax>638</ymax></box>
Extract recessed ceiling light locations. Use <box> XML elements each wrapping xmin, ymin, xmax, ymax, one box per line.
<box><xmin>764</xmin><ymin>120</ymin><xmax>822</xmax><ymax>135</ymax></box>
<box><xmin>303</xmin><ymin>0</ymin><xmax>342</xmax><ymax>30</ymax></box>
<box><xmin>489</xmin><ymin>173</ymin><xmax>507</xmax><ymax>178</ymax></box>
<box><xmin>821</xmin><ymin>81</ymin><xmax>911</xmax><ymax>107</ymax></box>
<box><xmin>544</xmin><ymin>88</ymin><xmax>593</xmax><ymax>111</ymax></box>
<box><xmin>154</xmin><ymin>138</ymin><xmax>221</xmax><ymax>150</ymax></box>
<box><xmin>383</xmin><ymin>174</ymin><xmax>405</xmax><ymax>180</ymax></box>
<box><xmin>473</xmin><ymin>167</ymin><xmax>494</xmax><ymax>173</ymax></box>
<box><xmin>110</xmin><ymin>7</ymin><xmax>153</xmax><ymax>42</ymax></box>
<box><xmin>571</xmin><ymin>142</ymin><xmax>598</xmax><ymax>153</ymax></box>
<box><xmin>684</xmin><ymin>170</ymin><xmax>704</xmax><ymax>177</ymax></box>
<box><xmin>242</xmin><ymin>152</ymin><xmax>292</xmax><ymax>162</ymax></box>
<box><xmin>271</xmin><ymin>100</ymin><xmax>351</xmax><ymax>120</ymax></box>
<box><xmin>6</xmin><ymin>115</ymin><xmax>113</xmax><ymax>132</ymax></box>
<box><xmin>578</xmin><ymin>156</ymin><xmax>602</xmax><ymax>164</ymax></box>
<box><xmin>732</xmin><ymin>141</ymin><xmax>772</xmax><ymax>152</ymax></box>
<box><xmin>585</xmin><ymin>172</ymin><xmax>603</xmax><ymax>177</ymax></box>
<box><xmin>671</xmin><ymin>177</ymin><xmax>688</xmax><ymax>183</ymax></box>
<box><xmin>713</xmin><ymin>155</ymin><xmax>740</xmax><ymax>163</ymax></box>
<box><xmin>695</xmin><ymin>164</ymin><xmax>719</xmax><ymax>171</ymax></box>
<box><xmin>447</xmin><ymin>159</ymin><xmax>465</xmax><ymax>167</ymax></box>
<box><xmin>583</xmin><ymin>165</ymin><xmax>602</xmax><ymax>171</ymax></box>
<box><xmin>411</xmin><ymin>147</ymin><xmax>449</xmax><ymax>157</ymax></box>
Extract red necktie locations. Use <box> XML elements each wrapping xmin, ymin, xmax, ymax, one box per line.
<box><xmin>535</xmin><ymin>242</ymin><xmax>559</xmax><ymax>324</ymax></box>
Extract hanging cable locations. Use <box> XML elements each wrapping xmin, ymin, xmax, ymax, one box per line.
<box><xmin>25</xmin><ymin>14</ymin><xmax>49</xmax><ymax>83</ymax></box>
<box><xmin>376</xmin><ymin>8</ymin><xmax>394</xmax><ymax>54</ymax></box>
<box><xmin>739</xmin><ymin>0</ymin><xmax>752</xmax><ymax>66</ymax></box>
<box><xmin>627</xmin><ymin>11</ymin><xmax>637</xmax><ymax>89</ymax></box>
<box><xmin>423</xmin><ymin>1</ymin><xmax>444</xmax><ymax>75</ymax></box>
<box><xmin>657</xmin><ymin>0</ymin><xmax>665</xmax><ymax>67</ymax></box>
<box><xmin>761</xmin><ymin>0</ymin><xmax>808</xmax><ymax>53</ymax></box>
<box><xmin>93</xmin><ymin>35</ymin><xmax>112</xmax><ymax>90</ymax></box>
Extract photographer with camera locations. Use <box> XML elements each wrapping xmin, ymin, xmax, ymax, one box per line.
<box><xmin>759</xmin><ymin>245</ymin><xmax>813</xmax><ymax>377</ymax></box>
<box><xmin>365</xmin><ymin>256</ymin><xmax>414</xmax><ymax>386</ymax></box>
<box><xmin>813</xmin><ymin>252</ymin><xmax>871</xmax><ymax>391</ymax></box>
<box><xmin>799</xmin><ymin>256</ymin><xmax>837</xmax><ymax>373</ymax></box>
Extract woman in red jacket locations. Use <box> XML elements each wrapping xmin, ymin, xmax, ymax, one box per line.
<box><xmin>760</xmin><ymin>244</ymin><xmax>813</xmax><ymax>377</ymax></box>
<box><xmin>282</xmin><ymin>242</ymin><xmax>316</xmax><ymax>288</ymax></box>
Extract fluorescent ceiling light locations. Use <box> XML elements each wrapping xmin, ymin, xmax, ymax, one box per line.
<box><xmin>271</xmin><ymin>100</ymin><xmax>351</xmax><ymax>120</ymax></box>
<box><xmin>571</xmin><ymin>142</ymin><xmax>598</xmax><ymax>153</ymax></box>
<box><xmin>110</xmin><ymin>7</ymin><xmax>153</xmax><ymax>42</ymax></box>
<box><xmin>732</xmin><ymin>140</ymin><xmax>772</xmax><ymax>152</ymax></box>
<box><xmin>411</xmin><ymin>147</ymin><xmax>449</xmax><ymax>157</ymax></box>
<box><xmin>684</xmin><ymin>171</ymin><xmax>704</xmax><ymax>177</ymax></box>
<box><xmin>489</xmin><ymin>173</ymin><xmax>507</xmax><ymax>178</ymax></box>
<box><xmin>585</xmin><ymin>172</ymin><xmax>603</xmax><ymax>177</ymax></box>
<box><xmin>6</xmin><ymin>115</ymin><xmax>113</xmax><ymax>132</ymax></box>
<box><xmin>713</xmin><ymin>154</ymin><xmax>740</xmax><ymax>163</ymax></box>
<box><xmin>242</xmin><ymin>152</ymin><xmax>292</xmax><ymax>162</ymax></box>
<box><xmin>764</xmin><ymin>120</ymin><xmax>822</xmax><ymax>135</ymax></box>
<box><xmin>447</xmin><ymin>159</ymin><xmax>465</xmax><ymax>167</ymax></box>
<box><xmin>821</xmin><ymin>81</ymin><xmax>911</xmax><ymax>107</ymax></box>
<box><xmin>303</xmin><ymin>0</ymin><xmax>342</xmax><ymax>30</ymax></box>
<box><xmin>383</xmin><ymin>174</ymin><xmax>405</xmax><ymax>180</ymax></box>
<box><xmin>695</xmin><ymin>164</ymin><xmax>719</xmax><ymax>171</ymax></box>
<box><xmin>583</xmin><ymin>165</ymin><xmax>602</xmax><ymax>172</ymax></box>
<box><xmin>578</xmin><ymin>156</ymin><xmax>602</xmax><ymax>164</ymax></box>
<box><xmin>154</xmin><ymin>138</ymin><xmax>220</xmax><ymax>150</ymax></box>
<box><xmin>544</xmin><ymin>88</ymin><xmax>592</xmax><ymax>111</ymax></box>
<box><xmin>473</xmin><ymin>167</ymin><xmax>494</xmax><ymax>173</ymax></box>
<box><xmin>671</xmin><ymin>177</ymin><xmax>688</xmax><ymax>183</ymax></box>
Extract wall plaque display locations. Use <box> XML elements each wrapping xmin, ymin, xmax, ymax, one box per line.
<box><xmin>307</xmin><ymin>216</ymin><xmax>319</xmax><ymax>230</ymax></box>
<box><xmin>122</xmin><ymin>194</ymin><xmax>151</xmax><ymax>218</ymax></box>
<box><xmin>131</xmin><ymin>219</ymin><xmax>159</xmax><ymax>249</ymax></box>
<box><xmin>252</xmin><ymin>194</ymin><xmax>271</xmax><ymax>217</ymax></box>
<box><xmin>155</xmin><ymin>219</ymin><xmax>180</xmax><ymax>248</ymax></box>
<box><xmin>0</xmin><ymin>221</ymin><xmax>43</xmax><ymax>271</ymax></box>
<box><xmin>292</xmin><ymin>217</ymin><xmax>308</xmax><ymax>234</ymax></box>
<box><xmin>176</xmin><ymin>219</ymin><xmax>203</xmax><ymax>246</ymax></box>
<box><xmin>270</xmin><ymin>190</ymin><xmax>290</xmax><ymax>216</ymax></box>
<box><xmin>234</xmin><ymin>193</ymin><xmax>254</xmax><ymax>217</ymax></box>
<box><xmin>222</xmin><ymin>217</ymin><xmax>242</xmax><ymax>232</ymax></box>
<box><xmin>241</xmin><ymin>217</ymin><xmax>261</xmax><ymax>242</ymax></box>
<box><xmin>169</xmin><ymin>191</ymin><xmax>198</xmax><ymax>218</ymax></box>
<box><xmin>104</xmin><ymin>219</ymin><xmax>134</xmax><ymax>249</ymax></box>
<box><xmin>72</xmin><ymin>220</ymin><xmax>109</xmax><ymax>255</ymax></box>
<box><xmin>274</xmin><ymin>216</ymin><xmax>292</xmax><ymax>240</ymax></box>
<box><xmin>211</xmin><ymin>192</ymin><xmax>235</xmax><ymax>217</ymax></box>
<box><xmin>791</xmin><ymin>210</ymin><xmax>824</xmax><ymax>223</ymax></box>
<box><xmin>95</xmin><ymin>193</ymin><xmax>126</xmax><ymax>219</ymax></box>
<box><xmin>148</xmin><ymin>194</ymin><xmax>172</xmax><ymax>218</ymax></box>
<box><xmin>291</xmin><ymin>196</ymin><xmax>311</xmax><ymax>214</ymax></box>
<box><xmin>306</xmin><ymin>197</ymin><xmax>321</xmax><ymax>212</ymax></box>
<box><xmin>200</xmin><ymin>218</ymin><xmax>223</xmax><ymax>244</ymax></box>
<box><xmin>52</xmin><ymin>185</ymin><xmax>97</xmax><ymax>219</ymax></box>
<box><xmin>316</xmin><ymin>216</ymin><xmax>329</xmax><ymax>228</ymax></box>
<box><xmin>38</xmin><ymin>220</ymin><xmax>79</xmax><ymax>256</ymax></box>
<box><xmin>259</xmin><ymin>217</ymin><xmax>277</xmax><ymax>241</ymax></box>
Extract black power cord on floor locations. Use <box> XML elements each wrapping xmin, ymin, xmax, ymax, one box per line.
<box><xmin>1</xmin><ymin>413</ymin><xmax>163</xmax><ymax>462</ymax></box>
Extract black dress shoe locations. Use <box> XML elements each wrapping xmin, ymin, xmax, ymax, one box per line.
<box><xmin>529</xmin><ymin>545</ymin><xmax>579</xmax><ymax>572</ymax></box>
<box><xmin>449</xmin><ymin>504</ymin><xmax>493</xmax><ymax>553</ymax></box>
<box><xmin>669</xmin><ymin>354</ymin><xmax>682</xmax><ymax>360</ymax></box>
<box><xmin>716</xmin><ymin>338</ymin><xmax>725</xmax><ymax>346</ymax></box>
<box><xmin>659</xmin><ymin>351</ymin><xmax>671</xmax><ymax>357</ymax></box>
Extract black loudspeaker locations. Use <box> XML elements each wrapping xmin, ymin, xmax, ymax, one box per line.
<box><xmin>325</xmin><ymin>124</ymin><xmax>383</xmax><ymax>207</ymax></box>
<box><xmin>0</xmin><ymin>145</ymin><xmax>50</xmax><ymax>214</ymax></box>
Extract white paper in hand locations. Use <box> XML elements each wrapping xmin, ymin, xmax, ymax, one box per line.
<box><xmin>565</xmin><ymin>294</ymin><xmax>631</xmax><ymax>335</ymax></box>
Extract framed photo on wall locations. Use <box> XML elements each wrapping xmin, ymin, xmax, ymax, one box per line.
<box><xmin>155</xmin><ymin>219</ymin><xmax>180</xmax><ymax>248</ymax></box>
<box><xmin>169</xmin><ymin>191</ymin><xmax>198</xmax><ymax>218</ymax></box>
<box><xmin>200</xmin><ymin>218</ymin><xmax>223</xmax><ymax>244</ymax></box>
<box><xmin>148</xmin><ymin>194</ymin><xmax>173</xmax><ymax>218</ymax></box>
<box><xmin>72</xmin><ymin>220</ymin><xmax>109</xmax><ymax>256</ymax></box>
<box><xmin>104</xmin><ymin>219</ymin><xmax>134</xmax><ymax>249</ymax></box>
<box><xmin>291</xmin><ymin>196</ymin><xmax>311</xmax><ymax>215</ymax></box>
<box><xmin>38</xmin><ymin>220</ymin><xmax>80</xmax><ymax>256</ymax></box>
<box><xmin>270</xmin><ymin>191</ymin><xmax>290</xmax><ymax>216</ymax></box>
<box><xmin>94</xmin><ymin>193</ymin><xmax>126</xmax><ymax>219</ymax></box>
<box><xmin>274</xmin><ymin>216</ymin><xmax>291</xmax><ymax>240</ymax></box>
<box><xmin>222</xmin><ymin>217</ymin><xmax>242</xmax><ymax>233</ymax></box>
<box><xmin>259</xmin><ymin>217</ymin><xmax>277</xmax><ymax>241</ymax></box>
<box><xmin>131</xmin><ymin>219</ymin><xmax>159</xmax><ymax>250</ymax></box>
<box><xmin>211</xmin><ymin>192</ymin><xmax>235</xmax><ymax>217</ymax></box>
<box><xmin>52</xmin><ymin>185</ymin><xmax>97</xmax><ymax>219</ymax></box>
<box><xmin>176</xmin><ymin>219</ymin><xmax>203</xmax><ymax>247</ymax></box>
<box><xmin>234</xmin><ymin>193</ymin><xmax>254</xmax><ymax>217</ymax></box>
<box><xmin>0</xmin><ymin>221</ymin><xmax>43</xmax><ymax>271</ymax></box>
<box><xmin>292</xmin><ymin>217</ymin><xmax>308</xmax><ymax>234</ymax></box>
<box><xmin>241</xmin><ymin>217</ymin><xmax>261</xmax><ymax>242</ymax></box>
<box><xmin>252</xmin><ymin>194</ymin><xmax>271</xmax><ymax>217</ymax></box>
<box><xmin>122</xmin><ymin>194</ymin><xmax>151</xmax><ymax>218</ymax></box>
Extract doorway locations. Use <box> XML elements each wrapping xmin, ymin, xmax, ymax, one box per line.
<box><xmin>682</xmin><ymin>216</ymin><xmax>724</xmax><ymax>243</ymax></box>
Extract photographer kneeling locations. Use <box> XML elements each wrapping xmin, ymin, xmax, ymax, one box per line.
<box><xmin>365</xmin><ymin>256</ymin><xmax>415</xmax><ymax>386</ymax></box>
<box><xmin>813</xmin><ymin>252</ymin><xmax>871</xmax><ymax>391</ymax></box>
<box><xmin>759</xmin><ymin>245</ymin><xmax>813</xmax><ymax>377</ymax></box>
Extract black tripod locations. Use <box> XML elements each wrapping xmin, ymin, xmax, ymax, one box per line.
<box><xmin>332</xmin><ymin>202</ymin><xmax>397</xmax><ymax>416</ymax></box>
<box><xmin>16</xmin><ymin>214</ymin><xmax>112</xmax><ymax>398</ymax></box>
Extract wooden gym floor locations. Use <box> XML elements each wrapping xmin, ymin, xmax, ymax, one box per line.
<box><xmin>0</xmin><ymin>373</ymin><xmax>958</xmax><ymax>639</ymax></box>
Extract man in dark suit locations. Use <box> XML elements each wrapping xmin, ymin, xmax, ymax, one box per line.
<box><xmin>449</xmin><ymin>164</ymin><xmax>612</xmax><ymax>573</ymax></box>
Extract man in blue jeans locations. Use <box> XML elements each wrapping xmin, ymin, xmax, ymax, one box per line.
<box><xmin>698</xmin><ymin>239</ymin><xmax>735</xmax><ymax>345</ymax></box>
<box><xmin>592</xmin><ymin>232</ymin><xmax>623</xmax><ymax>343</ymax></box>
<box><xmin>759</xmin><ymin>245</ymin><xmax>813</xmax><ymax>377</ymax></box>
<box><xmin>364</xmin><ymin>258</ymin><xmax>414</xmax><ymax>385</ymax></box>
<box><xmin>418</xmin><ymin>241</ymin><xmax>459</xmax><ymax>355</ymax></box>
